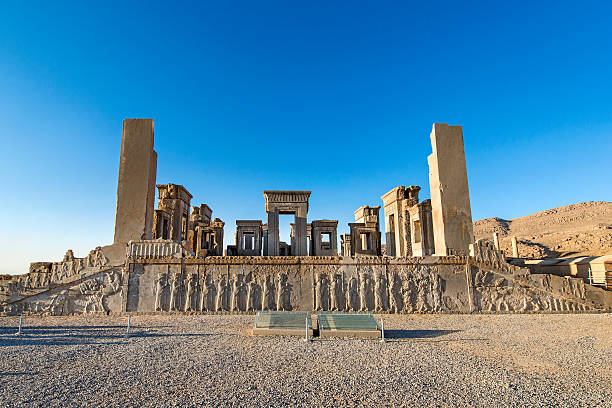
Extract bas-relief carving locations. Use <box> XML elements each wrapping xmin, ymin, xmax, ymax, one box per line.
<box><xmin>374</xmin><ymin>272</ymin><xmax>388</xmax><ymax>312</ymax></box>
<box><xmin>310</xmin><ymin>265</ymin><xmax>442</xmax><ymax>313</ymax></box>
<box><xmin>2</xmin><ymin>268</ymin><xmax>123</xmax><ymax>316</ymax></box>
<box><xmin>345</xmin><ymin>276</ymin><xmax>359</xmax><ymax>311</ymax></box>
<box><xmin>184</xmin><ymin>274</ymin><xmax>198</xmax><ymax>311</ymax></box>
<box><xmin>330</xmin><ymin>274</ymin><xmax>343</xmax><ymax>311</ymax></box>
<box><xmin>472</xmin><ymin>270</ymin><xmax>591</xmax><ymax>313</ymax></box>
<box><xmin>262</xmin><ymin>275</ymin><xmax>275</xmax><ymax>311</ymax></box>
<box><xmin>3</xmin><ymin>257</ymin><xmax>605</xmax><ymax>315</ymax></box>
<box><xmin>154</xmin><ymin>273</ymin><xmax>168</xmax><ymax>311</ymax></box>
<box><xmin>276</xmin><ymin>273</ymin><xmax>292</xmax><ymax>311</ymax></box>
<box><xmin>147</xmin><ymin>269</ymin><xmax>294</xmax><ymax>313</ymax></box>
<box><xmin>200</xmin><ymin>274</ymin><xmax>217</xmax><ymax>312</ymax></box>
<box><xmin>245</xmin><ymin>278</ymin><xmax>260</xmax><ymax>311</ymax></box>
<box><xmin>0</xmin><ymin>247</ymin><xmax>114</xmax><ymax>314</ymax></box>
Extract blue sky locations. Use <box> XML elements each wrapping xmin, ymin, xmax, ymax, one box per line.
<box><xmin>1</xmin><ymin>1</ymin><xmax>611</xmax><ymax>274</ymax></box>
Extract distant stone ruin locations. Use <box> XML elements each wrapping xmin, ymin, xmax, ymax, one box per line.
<box><xmin>1</xmin><ymin>120</ymin><xmax>610</xmax><ymax>316</ymax></box>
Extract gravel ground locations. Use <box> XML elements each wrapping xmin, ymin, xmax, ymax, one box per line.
<box><xmin>0</xmin><ymin>313</ymin><xmax>610</xmax><ymax>407</ymax></box>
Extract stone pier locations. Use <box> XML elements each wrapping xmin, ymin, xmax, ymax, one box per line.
<box><xmin>427</xmin><ymin>123</ymin><xmax>474</xmax><ymax>256</ymax></box>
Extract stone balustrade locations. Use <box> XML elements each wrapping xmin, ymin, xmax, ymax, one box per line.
<box><xmin>127</xmin><ymin>240</ymin><xmax>183</xmax><ymax>259</ymax></box>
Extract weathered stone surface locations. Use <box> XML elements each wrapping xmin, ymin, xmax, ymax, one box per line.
<box><xmin>310</xmin><ymin>220</ymin><xmax>338</xmax><ymax>256</ymax></box>
<box><xmin>235</xmin><ymin>220</ymin><xmax>263</xmax><ymax>256</ymax></box>
<box><xmin>381</xmin><ymin>186</ymin><xmax>435</xmax><ymax>257</ymax></box>
<box><xmin>264</xmin><ymin>191</ymin><xmax>311</xmax><ymax>256</ymax></box>
<box><xmin>5</xmin><ymin>252</ymin><xmax>609</xmax><ymax>315</ymax></box>
<box><xmin>428</xmin><ymin>123</ymin><xmax>474</xmax><ymax>256</ymax></box>
<box><xmin>348</xmin><ymin>206</ymin><xmax>382</xmax><ymax>256</ymax></box>
<box><xmin>113</xmin><ymin>119</ymin><xmax>157</xmax><ymax>247</ymax></box>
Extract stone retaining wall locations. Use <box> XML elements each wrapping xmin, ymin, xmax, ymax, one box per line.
<box><xmin>2</xmin><ymin>255</ymin><xmax>611</xmax><ymax>316</ymax></box>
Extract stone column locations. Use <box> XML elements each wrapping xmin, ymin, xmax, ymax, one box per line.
<box><xmin>493</xmin><ymin>232</ymin><xmax>501</xmax><ymax>251</ymax></box>
<box><xmin>266</xmin><ymin>209</ymin><xmax>279</xmax><ymax>256</ymax></box>
<box><xmin>511</xmin><ymin>236</ymin><xmax>519</xmax><ymax>258</ymax></box>
<box><xmin>113</xmin><ymin>119</ymin><xmax>157</xmax><ymax>245</ymax></box>
<box><xmin>428</xmin><ymin>123</ymin><xmax>474</xmax><ymax>256</ymax></box>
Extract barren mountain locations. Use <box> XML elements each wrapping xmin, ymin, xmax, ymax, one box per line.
<box><xmin>474</xmin><ymin>201</ymin><xmax>612</xmax><ymax>259</ymax></box>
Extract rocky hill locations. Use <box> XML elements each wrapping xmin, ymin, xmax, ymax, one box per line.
<box><xmin>474</xmin><ymin>201</ymin><xmax>612</xmax><ymax>259</ymax></box>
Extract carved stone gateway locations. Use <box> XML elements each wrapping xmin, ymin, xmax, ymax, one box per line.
<box><xmin>310</xmin><ymin>220</ymin><xmax>338</xmax><ymax>256</ymax></box>
<box><xmin>263</xmin><ymin>191</ymin><xmax>311</xmax><ymax>256</ymax></box>
<box><xmin>235</xmin><ymin>220</ymin><xmax>263</xmax><ymax>256</ymax></box>
<box><xmin>187</xmin><ymin>204</ymin><xmax>225</xmax><ymax>257</ymax></box>
<box><xmin>153</xmin><ymin>184</ymin><xmax>192</xmax><ymax>245</ymax></box>
<box><xmin>347</xmin><ymin>206</ymin><xmax>382</xmax><ymax>256</ymax></box>
<box><xmin>381</xmin><ymin>185</ymin><xmax>434</xmax><ymax>257</ymax></box>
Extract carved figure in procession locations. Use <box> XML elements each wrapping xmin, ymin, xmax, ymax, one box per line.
<box><xmin>345</xmin><ymin>276</ymin><xmax>359</xmax><ymax>311</ymax></box>
<box><xmin>216</xmin><ymin>276</ymin><xmax>228</xmax><ymax>311</ymax></box>
<box><xmin>388</xmin><ymin>273</ymin><xmax>402</xmax><ymax>313</ymax></box>
<box><xmin>200</xmin><ymin>275</ymin><xmax>216</xmax><ymax>312</ymax></box>
<box><xmin>374</xmin><ymin>273</ymin><xmax>388</xmax><ymax>312</ymax></box>
<box><xmin>246</xmin><ymin>279</ymin><xmax>259</xmax><ymax>311</ymax></box>
<box><xmin>169</xmin><ymin>274</ymin><xmax>185</xmax><ymax>311</ymax></box>
<box><xmin>359</xmin><ymin>272</ymin><xmax>369</xmax><ymax>312</ymax></box>
<box><xmin>184</xmin><ymin>274</ymin><xmax>197</xmax><ymax>311</ymax></box>
<box><xmin>154</xmin><ymin>273</ymin><xmax>168</xmax><ymax>311</ymax></box>
<box><xmin>330</xmin><ymin>274</ymin><xmax>343</xmax><ymax>311</ymax></box>
<box><xmin>315</xmin><ymin>273</ymin><xmax>329</xmax><ymax>311</ymax></box>
<box><xmin>276</xmin><ymin>273</ymin><xmax>291</xmax><ymax>311</ymax></box>
<box><xmin>415</xmin><ymin>274</ymin><xmax>430</xmax><ymax>312</ymax></box>
<box><xmin>261</xmin><ymin>275</ymin><xmax>274</xmax><ymax>310</ymax></box>
<box><xmin>94</xmin><ymin>247</ymin><xmax>108</xmax><ymax>267</ymax></box>
<box><xmin>431</xmin><ymin>272</ymin><xmax>442</xmax><ymax>312</ymax></box>
<box><xmin>23</xmin><ymin>274</ymin><xmax>32</xmax><ymax>291</ymax></box>
<box><xmin>32</xmin><ymin>273</ymin><xmax>42</xmax><ymax>289</ymax></box>
<box><xmin>231</xmin><ymin>274</ymin><xmax>245</xmax><ymax>312</ymax></box>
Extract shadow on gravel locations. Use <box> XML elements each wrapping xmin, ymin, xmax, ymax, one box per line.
<box><xmin>0</xmin><ymin>372</ymin><xmax>39</xmax><ymax>376</ymax></box>
<box><xmin>386</xmin><ymin>329</ymin><xmax>461</xmax><ymax>339</ymax></box>
<box><xmin>0</xmin><ymin>326</ymin><xmax>124</xmax><ymax>335</ymax></box>
<box><xmin>0</xmin><ymin>325</ymin><xmax>177</xmax><ymax>336</ymax></box>
<box><xmin>0</xmin><ymin>331</ymin><xmax>210</xmax><ymax>347</ymax></box>
<box><xmin>0</xmin><ymin>325</ymin><xmax>175</xmax><ymax>335</ymax></box>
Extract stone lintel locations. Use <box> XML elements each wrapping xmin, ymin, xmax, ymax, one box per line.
<box><xmin>381</xmin><ymin>186</ymin><xmax>406</xmax><ymax>205</ymax></box>
<box><xmin>263</xmin><ymin>191</ymin><xmax>311</xmax><ymax>212</ymax></box>
<box><xmin>156</xmin><ymin>183</ymin><xmax>193</xmax><ymax>203</ymax></box>
<box><xmin>236</xmin><ymin>220</ymin><xmax>263</xmax><ymax>227</ymax></box>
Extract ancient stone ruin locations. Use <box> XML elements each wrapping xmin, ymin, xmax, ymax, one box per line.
<box><xmin>1</xmin><ymin>119</ymin><xmax>610</xmax><ymax>316</ymax></box>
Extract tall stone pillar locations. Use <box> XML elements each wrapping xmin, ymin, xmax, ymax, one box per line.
<box><xmin>113</xmin><ymin>119</ymin><xmax>157</xmax><ymax>246</ymax></box>
<box><xmin>266</xmin><ymin>209</ymin><xmax>279</xmax><ymax>256</ymax></box>
<box><xmin>493</xmin><ymin>232</ymin><xmax>501</xmax><ymax>251</ymax></box>
<box><xmin>511</xmin><ymin>236</ymin><xmax>519</xmax><ymax>257</ymax></box>
<box><xmin>427</xmin><ymin>123</ymin><xmax>474</xmax><ymax>256</ymax></box>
